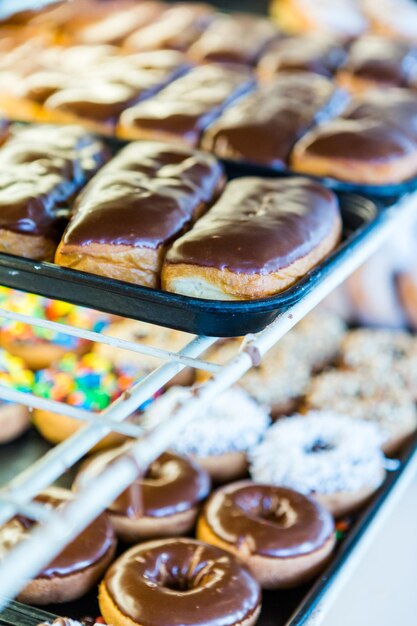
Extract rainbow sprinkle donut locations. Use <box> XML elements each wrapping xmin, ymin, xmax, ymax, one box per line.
<box><xmin>0</xmin><ymin>287</ymin><xmax>111</xmax><ymax>369</ymax></box>
<box><xmin>0</xmin><ymin>349</ymin><xmax>34</xmax><ymax>444</ymax></box>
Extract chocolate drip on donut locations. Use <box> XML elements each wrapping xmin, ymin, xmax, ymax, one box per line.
<box><xmin>202</xmin><ymin>483</ymin><xmax>334</xmax><ymax>558</ymax></box>
<box><xmin>103</xmin><ymin>538</ymin><xmax>261</xmax><ymax>626</ymax></box>
<box><xmin>165</xmin><ymin>177</ymin><xmax>340</xmax><ymax>274</ymax></box>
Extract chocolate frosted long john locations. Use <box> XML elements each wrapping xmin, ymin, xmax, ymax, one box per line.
<box><xmin>202</xmin><ymin>72</ymin><xmax>348</xmax><ymax>168</ymax></box>
<box><xmin>118</xmin><ymin>63</ymin><xmax>255</xmax><ymax>146</ymax></box>
<box><xmin>0</xmin><ymin>124</ymin><xmax>108</xmax><ymax>261</ymax></box>
<box><xmin>162</xmin><ymin>177</ymin><xmax>342</xmax><ymax>300</ymax></box>
<box><xmin>55</xmin><ymin>142</ymin><xmax>225</xmax><ymax>288</ymax></box>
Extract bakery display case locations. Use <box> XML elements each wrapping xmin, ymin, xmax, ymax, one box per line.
<box><xmin>0</xmin><ymin>1</ymin><xmax>417</xmax><ymax>625</ymax></box>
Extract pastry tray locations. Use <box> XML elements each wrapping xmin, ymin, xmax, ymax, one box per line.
<box><xmin>0</xmin><ymin>158</ymin><xmax>385</xmax><ymax>337</ymax></box>
<box><xmin>0</xmin><ymin>427</ymin><xmax>416</xmax><ymax>626</ymax></box>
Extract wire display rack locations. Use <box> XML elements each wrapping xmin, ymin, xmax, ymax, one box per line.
<box><xmin>0</xmin><ymin>191</ymin><xmax>416</xmax><ymax>620</ymax></box>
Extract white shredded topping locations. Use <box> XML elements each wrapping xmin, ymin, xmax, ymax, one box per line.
<box><xmin>249</xmin><ymin>412</ymin><xmax>385</xmax><ymax>495</ymax></box>
<box><xmin>141</xmin><ymin>386</ymin><xmax>270</xmax><ymax>457</ymax></box>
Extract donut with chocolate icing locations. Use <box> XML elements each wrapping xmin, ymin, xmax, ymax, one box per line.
<box><xmin>74</xmin><ymin>446</ymin><xmax>211</xmax><ymax>542</ymax></box>
<box><xmin>197</xmin><ymin>481</ymin><xmax>335</xmax><ymax>588</ymax></box>
<box><xmin>99</xmin><ymin>538</ymin><xmax>261</xmax><ymax>626</ymax></box>
<box><xmin>0</xmin><ymin>487</ymin><xmax>115</xmax><ymax>604</ymax></box>
<box><xmin>162</xmin><ymin>177</ymin><xmax>342</xmax><ymax>301</ymax></box>
<box><xmin>249</xmin><ymin>412</ymin><xmax>386</xmax><ymax>516</ymax></box>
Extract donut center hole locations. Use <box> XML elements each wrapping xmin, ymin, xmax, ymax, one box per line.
<box><xmin>258</xmin><ymin>496</ymin><xmax>297</xmax><ymax>528</ymax></box>
<box><xmin>161</xmin><ymin>575</ymin><xmax>193</xmax><ymax>592</ymax></box>
<box><xmin>306</xmin><ymin>439</ymin><xmax>335</xmax><ymax>454</ymax></box>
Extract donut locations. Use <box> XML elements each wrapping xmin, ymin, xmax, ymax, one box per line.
<box><xmin>249</xmin><ymin>412</ymin><xmax>386</xmax><ymax>516</ymax></box>
<box><xmin>0</xmin><ymin>487</ymin><xmax>115</xmax><ymax>605</ymax></box>
<box><xmin>0</xmin><ymin>349</ymin><xmax>34</xmax><ymax>444</ymax></box>
<box><xmin>289</xmin><ymin>309</ymin><xmax>346</xmax><ymax>372</ymax></box>
<box><xmin>0</xmin><ymin>287</ymin><xmax>111</xmax><ymax>370</ymax></box>
<box><xmin>306</xmin><ymin>367</ymin><xmax>417</xmax><ymax>453</ymax></box>
<box><xmin>196</xmin><ymin>335</ymin><xmax>311</xmax><ymax>418</ymax></box>
<box><xmin>141</xmin><ymin>387</ymin><xmax>270</xmax><ymax>483</ymax></box>
<box><xmin>197</xmin><ymin>480</ymin><xmax>335</xmax><ymax>588</ymax></box>
<box><xmin>32</xmin><ymin>352</ymin><xmax>157</xmax><ymax>451</ymax></box>
<box><xmin>99</xmin><ymin>538</ymin><xmax>261</xmax><ymax>626</ymax></box>
<box><xmin>94</xmin><ymin>320</ymin><xmax>194</xmax><ymax>388</ymax></box>
<box><xmin>73</xmin><ymin>446</ymin><xmax>211</xmax><ymax>543</ymax></box>
<box><xmin>362</xmin><ymin>0</ymin><xmax>417</xmax><ymax>44</ymax></box>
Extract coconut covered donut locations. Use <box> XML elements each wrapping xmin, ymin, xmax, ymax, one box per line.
<box><xmin>99</xmin><ymin>538</ymin><xmax>261</xmax><ymax>626</ymax></box>
<box><xmin>0</xmin><ymin>487</ymin><xmax>115</xmax><ymax>605</ymax></box>
<box><xmin>0</xmin><ymin>287</ymin><xmax>111</xmax><ymax>370</ymax></box>
<box><xmin>306</xmin><ymin>368</ymin><xmax>417</xmax><ymax>453</ymax></box>
<box><xmin>73</xmin><ymin>445</ymin><xmax>211</xmax><ymax>543</ymax></box>
<box><xmin>141</xmin><ymin>387</ymin><xmax>270</xmax><ymax>482</ymax></box>
<box><xmin>249</xmin><ymin>412</ymin><xmax>386</xmax><ymax>516</ymax></box>
<box><xmin>197</xmin><ymin>480</ymin><xmax>335</xmax><ymax>588</ymax></box>
<box><xmin>32</xmin><ymin>352</ymin><xmax>158</xmax><ymax>451</ymax></box>
<box><xmin>94</xmin><ymin>319</ymin><xmax>194</xmax><ymax>387</ymax></box>
<box><xmin>0</xmin><ymin>349</ymin><xmax>34</xmax><ymax>444</ymax></box>
<box><xmin>340</xmin><ymin>328</ymin><xmax>417</xmax><ymax>400</ymax></box>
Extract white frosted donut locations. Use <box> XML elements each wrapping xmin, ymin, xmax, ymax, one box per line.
<box><xmin>249</xmin><ymin>412</ymin><xmax>386</xmax><ymax>516</ymax></box>
<box><xmin>142</xmin><ymin>386</ymin><xmax>271</xmax><ymax>482</ymax></box>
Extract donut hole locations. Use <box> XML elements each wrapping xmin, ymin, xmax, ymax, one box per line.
<box><xmin>151</xmin><ymin>561</ymin><xmax>215</xmax><ymax>593</ymax></box>
<box><xmin>236</xmin><ymin>492</ymin><xmax>298</xmax><ymax>528</ymax></box>
<box><xmin>305</xmin><ymin>439</ymin><xmax>335</xmax><ymax>454</ymax></box>
<box><xmin>145</xmin><ymin>458</ymin><xmax>180</xmax><ymax>484</ymax></box>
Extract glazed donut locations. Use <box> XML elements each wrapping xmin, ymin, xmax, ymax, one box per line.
<box><xmin>197</xmin><ymin>480</ymin><xmax>335</xmax><ymax>588</ymax></box>
<box><xmin>0</xmin><ymin>350</ymin><xmax>34</xmax><ymax>444</ymax></box>
<box><xmin>306</xmin><ymin>368</ymin><xmax>417</xmax><ymax>453</ymax></box>
<box><xmin>73</xmin><ymin>446</ymin><xmax>211</xmax><ymax>543</ymax></box>
<box><xmin>249</xmin><ymin>412</ymin><xmax>386</xmax><ymax>517</ymax></box>
<box><xmin>32</xmin><ymin>352</ymin><xmax>157</xmax><ymax>451</ymax></box>
<box><xmin>0</xmin><ymin>487</ymin><xmax>115</xmax><ymax>605</ymax></box>
<box><xmin>196</xmin><ymin>335</ymin><xmax>310</xmax><ymax>418</ymax></box>
<box><xmin>141</xmin><ymin>386</ymin><xmax>270</xmax><ymax>482</ymax></box>
<box><xmin>0</xmin><ymin>287</ymin><xmax>111</xmax><ymax>370</ymax></box>
<box><xmin>94</xmin><ymin>319</ymin><xmax>194</xmax><ymax>388</ymax></box>
<box><xmin>99</xmin><ymin>538</ymin><xmax>261</xmax><ymax>626</ymax></box>
<box><xmin>340</xmin><ymin>328</ymin><xmax>417</xmax><ymax>400</ymax></box>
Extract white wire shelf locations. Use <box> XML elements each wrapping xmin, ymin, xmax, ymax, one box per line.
<box><xmin>0</xmin><ymin>192</ymin><xmax>416</xmax><ymax>611</ymax></box>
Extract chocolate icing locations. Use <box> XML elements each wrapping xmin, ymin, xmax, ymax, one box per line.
<box><xmin>75</xmin><ymin>449</ymin><xmax>211</xmax><ymax>518</ymax></box>
<box><xmin>0</xmin><ymin>125</ymin><xmax>107</xmax><ymax>238</ymax></box>
<box><xmin>340</xmin><ymin>36</ymin><xmax>417</xmax><ymax>86</ymax></box>
<box><xmin>165</xmin><ymin>177</ymin><xmax>340</xmax><ymax>274</ymax></box>
<box><xmin>61</xmin><ymin>142</ymin><xmax>223</xmax><ymax>248</ymax></box>
<box><xmin>104</xmin><ymin>538</ymin><xmax>261</xmax><ymax>626</ymax></box>
<box><xmin>296</xmin><ymin>118</ymin><xmax>417</xmax><ymax>162</ymax></box>
<box><xmin>258</xmin><ymin>34</ymin><xmax>346</xmax><ymax>78</ymax></box>
<box><xmin>120</xmin><ymin>63</ymin><xmax>255</xmax><ymax>145</ymax></box>
<box><xmin>203</xmin><ymin>73</ymin><xmax>347</xmax><ymax>167</ymax></box>
<box><xmin>202</xmin><ymin>482</ymin><xmax>334</xmax><ymax>558</ymax></box>
<box><xmin>0</xmin><ymin>490</ymin><xmax>115</xmax><ymax>578</ymax></box>
<box><xmin>189</xmin><ymin>13</ymin><xmax>278</xmax><ymax>65</ymax></box>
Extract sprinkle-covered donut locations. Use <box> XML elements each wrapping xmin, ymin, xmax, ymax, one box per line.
<box><xmin>74</xmin><ymin>446</ymin><xmax>211</xmax><ymax>542</ymax></box>
<box><xmin>32</xmin><ymin>352</ymin><xmax>157</xmax><ymax>451</ymax></box>
<box><xmin>99</xmin><ymin>538</ymin><xmax>261</xmax><ymax>626</ymax></box>
<box><xmin>249</xmin><ymin>412</ymin><xmax>386</xmax><ymax>516</ymax></box>
<box><xmin>0</xmin><ymin>487</ymin><xmax>115</xmax><ymax>605</ymax></box>
<box><xmin>340</xmin><ymin>328</ymin><xmax>417</xmax><ymax>400</ymax></box>
<box><xmin>0</xmin><ymin>349</ymin><xmax>34</xmax><ymax>443</ymax></box>
<box><xmin>197</xmin><ymin>480</ymin><xmax>335</xmax><ymax>588</ymax></box>
<box><xmin>0</xmin><ymin>287</ymin><xmax>111</xmax><ymax>370</ymax></box>
<box><xmin>141</xmin><ymin>387</ymin><xmax>270</xmax><ymax>482</ymax></box>
<box><xmin>306</xmin><ymin>367</ymin><xmax>417</xmax><ymax>453</ymax></box>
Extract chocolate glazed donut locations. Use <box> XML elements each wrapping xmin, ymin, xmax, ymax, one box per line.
<box><xmin>99</xmin><ymin>538</ymin><xmax>261</xmax><ymax>626</ymax></box>
<box><xmin>197</xmin><ymin>481</ymin><xmax>335</xmax><ymax>588</ymax></box>
<box><xmin>74</xmin><ymin>448</ymin><xmax>211</xmax><ymax>542</ymax></box>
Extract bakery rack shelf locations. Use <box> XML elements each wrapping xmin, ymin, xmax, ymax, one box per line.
<box><xmin>0</xmin><ymin>190</ymin><xmax>415</xmax><ymax>624</ymax></box>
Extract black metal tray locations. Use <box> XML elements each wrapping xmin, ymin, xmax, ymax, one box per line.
<box><xmin>0</xmin><ymin>427</ymin><xmax>416</xmax><ymax>626</ymax></box>
<box><xmin>0</xmin><ymin>178</ymin><xmax>384</xmax><ymax>337</ymax></box>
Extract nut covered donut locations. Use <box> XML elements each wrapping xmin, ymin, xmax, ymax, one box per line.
<box><xmin>99</xmin><ymin>538</ymin><xmax>261</xmax><ymax>626</ymax></box>
<box><xmin>197</xmin><ymin>481</ymin><xmax>335</xmax><ymax>588</ymax></box>
<box><xmin>250</xmin><ymin>412</ymin><xmax>386</xmax><ymax>516</ymax></box>
<box><xmin>0</xmin><ymin>487</ymin><xmax>115</xmax><ymax>605</ymax></box>
<box><xmin>74</xmin><ymin>446</ymin><xmax>211</xmax><ymax>542</ymax></box>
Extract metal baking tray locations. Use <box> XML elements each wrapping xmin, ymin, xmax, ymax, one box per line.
<box><xmin>0</xmin><ymin>168</ymin><xmax>383</xmax><ymax>337</ymax></box>
<box><xmin>0</xmin><ymin>427</ymin><xmax>416</xmax><ymax>626</ymax></box>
